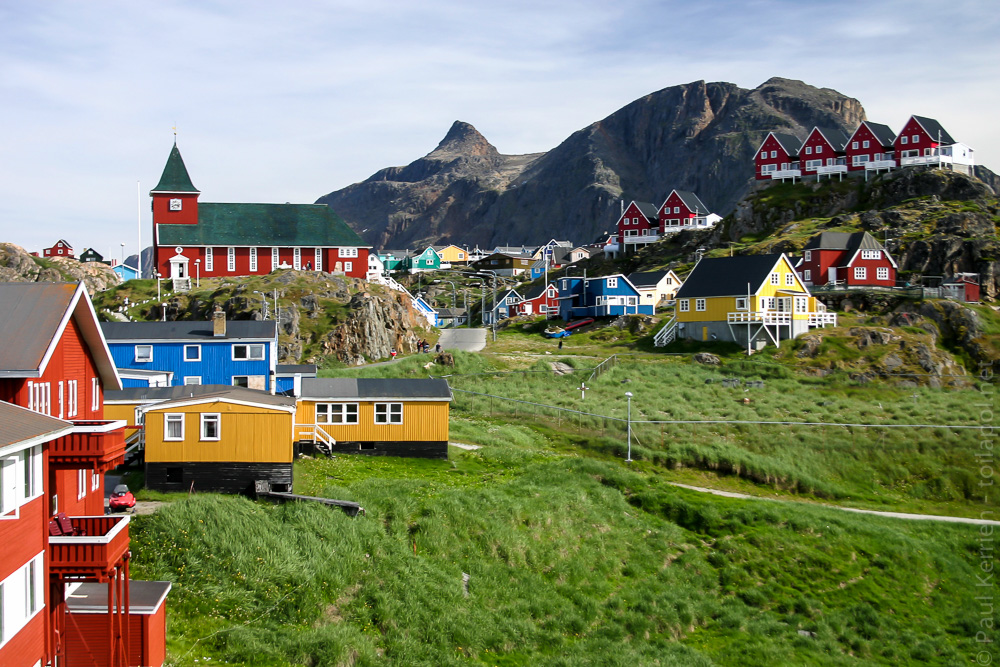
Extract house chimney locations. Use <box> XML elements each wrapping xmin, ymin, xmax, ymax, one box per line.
<box><xmin>213</xmin><ymin>306</ymin><xmax>226</xmax><ymax>337</ymax></box>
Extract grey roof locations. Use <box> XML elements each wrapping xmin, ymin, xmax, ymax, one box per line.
<box><xmin>301</xmin><ymin>378</ymin><xmax>452</xmax><ymax>401</ymax></box>
<box><xmin>66</xmin><ymin>581</ymin><xmax>171</xmax><ymax>615</ymax></box>
<box><xmin>861</xmin><ymin>121</ymin><xmax>896</xmax><ymax>147</ymax></box>
<box><xmin>627</xmin><ymin>270</ymin><xmax>669</xmax><ymax>288</ymax></box>
<box><xmin>101</xmin><ymin>320</ymin><xmax>276</xmax><ymax>341</ymax></box>
<box><xmin>521</xmin><ymin>284</ymin><xmax>551</xmax><ymax>300</ymax></box>
<box><xmin>106</xmin><ymin>384</ymin><xmax>274</xmax><ymax>403</ymax></box>
<box><xmin>815</xmin><ymin>127</ymin><xmax>849</xmax><ymax>150</ymax></box>
<box><xmin>276</xmin><ymin>364</ymin><xmax>317</xmax><ymax>376</ymax></box>
<box><xmin>771</xmin><ymin>132</ymin><xmax>803</xmax><ymax>156</ymax></box>
<box><xmin>435</xmin><ymin>308</ymin><xmax>468</xmax><ymax>318</ymax></box>
<box><xmin>911</xmin><ymin>116</ymin><xmax>956</xmax><ymax>145</ymax></box>
<box><xmin>802</xmin><ymin>231</ymin><xmax>884</xmax><ymax>253</ymax></box>
<box><xmin>633</xmin><ymin>201</ymin><xmax>659</xmax><ymax>221</ymax></box>
<box><xmin>379</xmin><ymin>249</ymin><xmax>410</xmax><ymax>257</ymax></box>
<box><xmin>672</xmin><ymin>191</ymin><xmax>710</xmax><ymax>215</ymax></box>
<box><xmin>153</xmin><ymin>385</ymin><xmax>296</xmax><ymax>409</ymax></box>
<box><xmin>675</xmin><ymin>254</ymin><xmax>795</xmax><ymax>299</ymax></box>
<box><xmin>0</xmin><ymin>401</ymin><xmax>71</xmax><ymax>450</ymax></box>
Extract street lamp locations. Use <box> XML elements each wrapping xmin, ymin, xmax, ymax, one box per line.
<box><xmin>441</xmin><ymin>280</ymin><xmax>458</xmax><ymax>327</ymax></box>
<box><xmin>625</xmin><ymin>391</ymin><xmax>633</xmax><ymax>462</ymax></box>
<box><xmin>194</xmin><ymin>259</ymin><xmax>200</xmax><ymax>288</ymax></box>
<box><xmin>120</xmin><ymin>243</ymin><xmax>125</xmax><ymax>267</ymax></box>
<box><xmin>155</xmin><ymin>272</ymin><xmax>162</xmax><ymax>301</ymax></box>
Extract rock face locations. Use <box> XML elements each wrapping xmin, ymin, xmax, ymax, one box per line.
<box><xmin>318</xmin><ymin>77</ymin><xmax>864</xmax><ymax>249</ymax></box>
<box><xmin>317</xmin><ymin>291</ymin><xmax>426</xmax><ymax>366</ymax></box>
<box><xmin>0</xmin><ymin>242</ymin><xmax>121</xmax><ymax>294</ymax></box>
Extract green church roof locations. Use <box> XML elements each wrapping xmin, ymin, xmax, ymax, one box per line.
<box><xmin>151</xmin><ymin>143</ymin><xmax>199</xmax><ymax>193</ymax></box>
<box><xmin>157</xmin><ymin>203</ymin><xmax>366</xmax><ymax>247</ymax></box>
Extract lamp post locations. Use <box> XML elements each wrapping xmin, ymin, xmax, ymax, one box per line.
<box><xmin>120</xmin><ymin>243</ymin><xmax>125</xmax><ymax>267</ymax></box>
<box><xmin>194</xmin><ymin>259</ymin><xmax>200</xmax><ymax>288</ymax></box>
<box><xmin>625</xmin><ymin>391</ymin><xmax>633</xmax><ymax>462</ymax></box>
<box><xmin>155</xmin><ymin>272</ymin><xmax>162</xmax><ymax>301</ymax></box>
<box><xmin>441</xmin><ymin>280</ymin><xmax>458</xmax><ymax>327</ymax></box>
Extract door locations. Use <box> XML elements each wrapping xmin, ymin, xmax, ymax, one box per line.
<box><xmin>828</xmin><ymin>267</ymin><xmax>837</xmax><ymax>284</ymax></box>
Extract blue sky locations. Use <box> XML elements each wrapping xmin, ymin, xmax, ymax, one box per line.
<box><xmin>1</xmin><ymin>0</ymin><xmax>997</xmax><ymax>260</ymax></box>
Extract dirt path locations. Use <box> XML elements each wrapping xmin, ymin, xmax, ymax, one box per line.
<box><xmin>669</xmin><ymin>482</ymin><xmax>1000</xmax><ymax>526</ymax></box>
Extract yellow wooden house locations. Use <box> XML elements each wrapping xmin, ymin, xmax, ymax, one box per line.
<box><xmin>431</xmin><ymin>244</ymin><xmax>470</xmax><ymax>266</ymax></box>
<box><xmin>295</xmin><ymin>378</ymin><xmax>452</xmax><ymax>458</ymax></box>
<box><xmin>141</xmin><ymin>386</ymin><xmax>297</xmax><ymax>493</ymax></box>
<box><xmin>663</xmin><ymin>253</ymin><xmax>836</xmax><ymax>350</ymax></box>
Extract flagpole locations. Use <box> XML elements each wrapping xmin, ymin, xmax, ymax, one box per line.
<box><xmin>136</xmin><ymin>181</ymin><xmax>143</xmax><ymax>278</ymax></box>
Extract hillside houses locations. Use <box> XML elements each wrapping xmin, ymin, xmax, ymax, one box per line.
<box><xmin>797</xmin><ymin>231</ymin><xmax>897</xmax><ymax>288</ymax></box>
<box><xmin>755</xmin><ymin>115</ymin><xmax>974</xmax><ymax>182</ymax></box>
<box><xmin>610</xmin><ymin>192</ymin><xmax>720</xmax><ymax>257</ymax></box>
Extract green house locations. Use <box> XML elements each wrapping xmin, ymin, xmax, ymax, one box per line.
<box><xmin>406</xmin><ymin>246</ymin><xmax>442</xmax><ymax>273</ymax></box>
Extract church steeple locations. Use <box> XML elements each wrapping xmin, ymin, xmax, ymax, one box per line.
<box><xmin>151</xmin><ymin>142</ymin><xmax>200</xmax><ymax>194</ymax></box>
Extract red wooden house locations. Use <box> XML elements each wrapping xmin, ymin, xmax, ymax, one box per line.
<box><xmin>941</xmin><ymin>273</ymin><xmax>980</xmax><ymax>303</ymax></box>
<box><xmin>893</xmin><ymin>115</ymin><xmax>974</xmax><ymax>174</ymax></box>
<box><xmin>151</xmin><ymin>143</ymin><xmax>370</xmax><ymax>284</ymax></box>
<box><xmin>797</xmin><ymin>232</ymin><xmax>897</xmax><ymax>288</ymax></box>
<box><xmin>513</xmin><ymin>282</ymin><xmax>559</xmax><ymax>318</ymax></box>
<box><xmin>0</xmin><ymin>281</ymin><xmax>168</xmax><ymax>667</ymax></box>
<box><xmin>615</xmin><ymin>200</ymin><xmax>659</xmax><ymax>253</ymax></box>
<box><xmin>799</xmin><ymin>127</ymin><xmax>849</xmax><ymax>179</ymax></box>
<box><xmin>42</xmin><ymin>239</ymin><xmax>75</xmax><ymax>259</ymax></box>
<box><xmin>844</xmin><ymin>121</ymin><xmax>896</xmax><ymax>175</ymax></box>
<box><xmin>754</xmin><ymin>132</ymin><xmax>802</xmax><ymax>181</ymax></box>
<box><xmin>658</xmin><ymin>190</ymin><xmax>719</xmax><ymax>230</ymax></box>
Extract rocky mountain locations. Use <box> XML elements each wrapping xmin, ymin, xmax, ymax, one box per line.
<box><xmin>0</xmin><ymin>242</ymin><xmax>121</xmax><ymax>293</ymax></box>
<box><xmin>318</xmin><ymin>77</ymin><xmax>865</xmax><ymax>249</ymax></box>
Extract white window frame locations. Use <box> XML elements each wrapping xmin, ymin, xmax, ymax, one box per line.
<box><xmin>315</xmin><ymin>248</ymin><xmax>322</xmax><ymax>271</ymax></box>
<box><xmin>0</xmin><ymin>552</ymin><xmax>45</xmax><ymax>645</ymax></box>
<box><xmin>912</xmin><ymin>134</ymin><xmax>919</xmax><ymax>143</ymax></box>
<box><xmin>627</xmin><ymin>296</ymin><xmax>637</xmax><ymax>306</ymax></box>
<box><xmin>803</xmin><ymin>250</ymin><xmax>811</xmax><ymax>262</ymax></box>
<box><xmin>250</xmin><ymin>247</ymin><xmax>257</xmax><ymax>272</ymax></box>
<box><xmin>901</xmin><ymin>135</ymin><xmax>908</xmax><ymax>145</ymax></box>
<box><xmin>735</xmin><ymin>297</ymin><xmax>748</xmax><ymax>311</ymax></box>
<box><xmin>374</xmin><ymin>402</ymin><xmax>403</xmax><ymax>425</ymax></box>
<box><xmin>67</xmin><ymin>380</ymin><xmax>78</xmax><ymax>418</ymax></box>
<box><xmin>316</xmin><ymin>403</ymin><xmax>359</xmax><ymax>425</ymax></box>
<box><xmin>91</xmin><ymin>377</ymin><xmax>100</xmax><ymax>412</ymax></box>
<box><xmin>770</xmin><ymin>272</ymin><xmax>779</xmax><ymax>285</ymax></box>
<box><xmin>232</xmin><ymin>344</ymin><xmax>265</xmax><ymax>361</ymax></box>
<box><xmin>785</xmin><ymin>273</ymin><xmax>795</xmax><ymax>286</ymax></box>
<box><xmin>77</xmin><ymin>469</ymin><xmax>87</xmax><ymax>500</ymax></box>
<box><xmin>0</xmin><ymin>457</ymin><xmax>16</xmax><ymax>516</ymax></box>
<box><xmin>805</xmin><ymin>146</ymin><xmax>812</xmax><ymax>155</ymax></box>
<box><xmin>862</xmin><ymin>140</ymin><xmax>870</xmax><ymax>149</ymax></box>
<box><xmin>678</xmin><ymin>299</ymin><xmax>689</xmax><ymax>312</ymax></box>
<box><xmin>770</xmin><ymin>150</ymin><xmax>777</xmax><ymax>158</ymax></box>
<box><xmin>339</xmin><ymin>247</ymin><xmax>359</xmax><ymax>258</ymax></box>
<box><xmin>877</xmin><ymin>267</ymin><xmax>889</xmax><ymax>281</ymax></box>
<box><xmin>852</xmin><ymin>155</ymin><xmax>869</xmax><ymax>166</ymax></box>
<box><xmin>227</xmin><ymin>247</ymin><xmax>235</xmax><ymax>272</ymax></box>
<box><xmin>184</xmin><ymin>344</ymin><xmax>201</xmax><ymax>362</ymax></box>
<box><xmin>854</xmin><ymin>266</ymin><xmax>866</xmax><ymax>280</ymax></box>
<box><xmin>135</xmin><ymin>345</ymin><xmax>153</xmax><ymax>363</ymax></box>
<box><xmin>804</xmin><ymin>269</ymin><xmax>811</xmax><ymax>281</ymax></box>
<box><xmin>861</xmin><ymin>249</ymin><xmax>881</xmax><ymax>260</ymax></box>
<box><xmin>795</xmin><ymin>297</ymin><xmax>808</xmax><ymax>313</ymax></box>
<box><xmin>761</xmin><ymin>297</ymin><xmax>775</xmax><ymax>310</ymax></box>
<box><xmin>183</xmin><ymin>376</ymin><xmax>201</xmax><ymax>385</ymax></box>
<box><xmin>200</xmin><ymin>413</ymin><xmax>221</xmax><ymax>441</ymax></box>
<box><xmin>805</xmin><ymin>159</ymin><xmax>822</xmax><ymax>170</ymax></box>
<box><xmin>606</xmin><ymin>277</ymin><xmax>618</xmax><ymax>289</ymax></box>
<box><xmin>852</xmin><ymin>141</ymin><xmax>858</xmax><ymax>149</ymax></box>
<box><xmin>344</xmin><ymin>261</ymin><xmax>353</xmax><ymax>273</ymax></box>
<box><xmin>271</xmin><ymin>247</ymin><xmax>279</xmax><ymax>271</ymax></box>
<box><xmin>760</xmin><ymin>164</ymin><xmax>777</xmax><ymax>174</ymax></box>
<box><xmin>293</xmin><ymin>247</ymin><xmax>302</xmax><ymax>270</ymax></box>
<box><xmin>695</xmin><ymin>298</ymin><xmax>706</xmax><ymax>312</ymax></box>
<box><xmin>92</xmin><ymin>471</ymin><xmax>100</xmax><ymax>492</ymax></box>
<box><xmin>205</xmin><ymin>247</ymin><xmax>214</xmax><ymax>272</ymax></box>
<box><xmin>164</xmin><ymin>414</ymin><xmax>185</xmax><ymax>441</ymax></box>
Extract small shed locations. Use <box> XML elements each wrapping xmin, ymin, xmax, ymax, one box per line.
<box><xmin>942</xmin><ymin>273</ymin><xmax>980</xmax><ymax>303</ymax></box>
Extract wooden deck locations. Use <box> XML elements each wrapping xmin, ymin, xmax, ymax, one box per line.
<box><xmin>253</xmin><ymin>480</ymin><xmax>364</xmax><ymax>516</ymax></box>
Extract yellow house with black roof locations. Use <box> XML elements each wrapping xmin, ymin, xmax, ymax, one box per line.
<box><xmin>662</xmin><ymin>253</ymin><xmax>836</xmax><ymax>350</ymax></box>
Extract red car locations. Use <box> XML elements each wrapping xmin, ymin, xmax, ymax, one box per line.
<box><xmin>108</xmin><ymin>484</ymin><xmax>136</xmax><ymax>512</ymax></box>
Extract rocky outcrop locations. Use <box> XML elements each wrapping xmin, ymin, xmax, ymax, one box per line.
<box><xmin>0</xmin><ymin>242</ymin><xmax>121</xmax><ymax>294</ymax></box>
<box><xmin>319</xmin><ymin>77</ymin><xmax>864</xmax><ymax>249</ymax></box>
<box><xmin>890</xmin><ymin>300</ymin><xmax>995</xmax><ymax>369</ymax></box>
<box><xmin>317</xmin><ymin>291</ymin><xmax>426</xmax><ymax>366</ymax></box>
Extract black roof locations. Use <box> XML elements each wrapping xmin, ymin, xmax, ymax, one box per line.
<box><xmin>771</xmin><ymin>132</ymin><xmax>803</xmax><ymax>156</ymax></box>
<box><xmin>911</xmin><ymin>116</ymin><xmax>956</xmax><ymax>145</ymax></box>
<box><xmin>803</xmin><ymin>231</ymin><xmax>883</xmax><ymax>252</ymax></box>
<box><xmin>815</xmin><ymin>127</ymin><xmax>849</xmax><ymax>150</ymax></box>
<box><xmin>101</xmin><ymin>320</ymin><xmax>276</xmax><ymax>341</ymax></box>
<box><xmin>861</xmin><ymin>121</ymin><xmax>897</xmax><ymax>147</ymax></box>
<box><xmin>673</xmin><ymin>191</ymin><xmax>710</xmax><ymax>215</ymax></box>
<box><xmin>633</xmin><ymin>201</ymin><xmax>659</xmax><ymax>221</ymax></box>
<box><xmin>626</xmin><ymin>270</ymin><xmax>669</xmax><ymax>287</ymax></box>
<box><xmin>301</xmin><ymin>378</ymin><xmax>452</xmax><ymax>401</ymax></box>
<box><xmin>674</xmin><ymin>254</ymin><xmax>788</xmax><ymax>299</ymax></box>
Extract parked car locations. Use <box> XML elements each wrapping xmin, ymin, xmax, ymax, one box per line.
<box><xmin>108</xmin><ymin>484</ymin><xmax>136</xmax><ymax>512</ymax></box>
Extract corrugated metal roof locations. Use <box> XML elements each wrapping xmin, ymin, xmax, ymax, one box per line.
<box><xmin>101</xmin><ymin>320</ymin><xmax>276</xmax><ymax>341</ymax></box>
<box><xmin>301</xmin><ymin>378</ymin><xmax>452</xmax><ymax>401</ymax></box>
<box><xmin>0</xmin><ymin>282</ymin><xmax>76</xmax><ymax>374</ymax></box>
<box><xmin>157</xmin><ymin>202</ymin><xmax>364</xmax><ymax>247</ymax></box>
<box><xmin>0</xmin><ymin>401</ymin><xmax>72</xmax><ymax>450</ymax></box>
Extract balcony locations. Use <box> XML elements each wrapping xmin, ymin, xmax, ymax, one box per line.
<box><xmin>808</xmin><ymin>312</ymin><xmax>838</xmax><ymax>327</ymax></box>
<box><xmin>770</xmin><ymin>169</ymin><xmax>802</xmax><ymax>181</ymax></box>
<box><xmin>49</xmin><ymin>515</ymin><xmax>130</xmax><ymax>581</ymax></box>
<box><xmin>816</xmin><ymin>164</ymin><xmax>847</xmax><ymax>176</ymax></box>
<box><xmin>48</xmin><ymin>419</ymin><xmax>127</xmax><ymax>471</ymax></box>
<box><xmin>728</xmin><ymin>311</ymin><xmax>792</xmax><ymax>325</ymax></box>
<box><xmin>864</xmin><ymin>159</ymin><xmax>897</xmax><ymax>171</ymax></box>
<box><xmin>622</xmin><ymin>233</ymin><xmax>660</xmax><ymax>245</ymax></box>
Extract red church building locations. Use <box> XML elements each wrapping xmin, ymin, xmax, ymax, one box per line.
<box><xmin>844</xmin><ymin>121</ymin><xmax>897</xmax><ymax>176</ymax></box>
<box><xmin>0</xmin><ymin>282</ymin><xmax>169</xmax><ymax>667</ymax></box>
<box><xmin>151</xmin><ymin>143</ymin><xmax>370</xmax><ymax>283</ymax></box>
<box><xmin>797</xmin><ymin>232</ymin><xmax>897</xmax><ymax>288</ymax></box>
<box><xmin>754</xmin><ymin>132</ymin><xmax>802</xmax><ymax>181</ymax></box>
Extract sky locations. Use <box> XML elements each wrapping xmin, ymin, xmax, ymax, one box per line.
<box><xmin>1</xmin><ymin>0</ymin><xmax>998</xmax><ymax>261</ymax></box>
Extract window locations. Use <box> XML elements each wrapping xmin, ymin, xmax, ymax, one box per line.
<box><xmin>205</xmin><ymin>247</ymin><xmax>214</xmax><ymax>271</ymax></box>
<box><xmin>805</xmin><ymin>146</ymin><xmax>812</xmax><ymax>155</ymax></box>
<box><xmin>339</xmin><ymin>247</ymin><xmax>359</xmax><ymax>258</ymax></box>
<box><xmin>183</xmin><ymin>376</ymin><xmax>201</xmax><ymax>385</ymax></box>
<box><xmin>861</xmin><ymin>249</ymin><xmax>881</xmax><ymax>260</ymax></box>
<box><xmin>271</xmin><ymin>247</ymin><xmax>279</xmax><ymax>271</ymax></box>
<box><xmin>852</xmin><ymin>141</ymin><xmax>859</xmax><ymax>149</ymax></box>
<box><xmin>815</xmin><ymin>145</ymin><xmax>823</xmax><ymax>153</ymax></box>
<box><xmin>164</xmin><ymin>414</ymin><xmax>184</xmax><ymax>440</ymax></box>
<box><xmin>912</xmin><ymin>134</ymin><xmax>919</xmax><ymax>143</ymax></box>
<box><xmin>671</xmin><ymin>207</ymin><xmax>679</xmax><ymax>214</ymax></box>
<box><xmin>805</xmin><ymin>159</ymin><xmax>822</xmax><ymax>170</ymax></box>
<box><xmin>26</xmin><ymin>557</ymin><xmax>38</xmax><ymax>615</ymax></box>
<box><xmin>735</xmin><ymin>297</ymin><xmax>747</xmax><ymax>310</ymax></box>
<box><xmin>795</xmin><ymin>297</ymin><xmax>808</xmax><ymax>313</ymax></box>
<box><xmin>877</xmin><ymin>267</ymin><xmax>889</xmax><ymax>280</ymax></box>
<box><xmin>250</xmin><ymin>247</ymin><xmax>257</xmax><ymax>272</ymax></box>
<box><xmin>900</xmin><ymin>136</ymin><xmax>908</xmax><ymax>145</ymax></box>
<box><xmin>863</xmin><ymin>140</ymin><xmax>870</xmax><ymax>149</ymax></box>
<box><xmin>374</xmin><ymin>403</ymin><xmax>403</xmax><ymax>424</ymax></box>
<box><xmin>227</xmin><ymin>247</ymin><xmax>235</xmax><ymax>272</ymax></box>
<box><xmin>92</xmin><ymin>471</ymin><xmax>100</xmax><ymax>492</ymax></box>
<box><xmin>91</xmin><ymin>377</ymin><xmax>100</xmax><ymax>411</ymax></box>
<box><xmin>293</xmin><ymin>247</ymin><xmax>301</xmax><ymax>270</ymax></box>
<box><xmin>854</xmin><ymin>267</ymin><xmax>866</xmax><ymax>280</ymax></box>
<box><xmin>77</xmin><ymin>469</ymin><xmax>86</xmax><ymax>500</ymax></box>
<box><xmin>316</xmin><ymin>403</ymin><xmax>359</xmax><ymax>424</ymax></box>
<box><xmin>852</xmin><ymin>155</ymin><xmax>870</xmax><ymax>165</ymax></box>
<box><xmin>761</xmin><ymin>164</ymin><xmax>777</xmax><ymax>174</ymax></box>
<box><xmin>135</xmin><ymin>345</ymin><xmax>153</xmax><ymax>362</ymax></box>
<box><xmin>760</xmin><ymin>149</ymin><xmax>768</xmax><ymax>159</ymax></box>
<box><xmin>770</xmin><ymin>272</ymin><xmax>779</xmax><ymax>285</ymax></box>
<box><xmin>458</xmin><ymin>252</ymin><xmax>465</xmax><ymax>259</ymax></box>
<box><xmin>770</xmin><ymin>150</ymin><xmax>777</xmax><ymax>158</ymax></box>
<box><xmin>627</xmin><ymin>296</ymin><xmax>637</xmax><ymax>306</ymax></box>
<box><xmin>315</xmin><ymin>248</ymin><xmax>323</xmax><ymax>271</ymax></box>
<box><xmin>184</xmin><ymin>345</ymin><xmax>201</xmax><ymax>361</ymax></box>
<box><xmin>804</xmin><ymin>250</ymin><xmax>811</xmax><ymax>262</ymax></box>
<box><xmin>232</xmin><ymin>376</ymin><xmax>249</xmax><ymax>387</ymax></box>
<box><xmin>233</xmin><ymin>344</ymin><xmax>265</xmax><ymax>360</ymax></box>
<box><xmin>606</xmin><ymin>277</ymin><xmax>618</xmax><ymax>288</ymax></box>
<box><xmin>344</xmin><ymin>261</ymin><xmax>353</xmax><ymax>273</ymax></box>
<box><xmin>804</xmin><ymin>269</ymin><xmax>812</xmax><ymax>281</ymax></box>
<box><xmin>785</xmin><ymin>273</ymin><xmax>795</xmax><ymax>286</ymax></box>
<box><xmin>67</xmin><ymin>380</ymin><xmax>78</xmax><ymax>418</ymax></box>
<box><xmin>200</xmin><ymin>414</ymin><xmax>221</xmax><ymax>441</ymax></box>
<box><xmin>695</xmin><ymin>298</ymin><xmax>706</xmax><ymax>312</ymax></box>
<box><xmin>679</xmin><ymin>299</ymin><xmax>689</xmax><ymax>312</ymax></box>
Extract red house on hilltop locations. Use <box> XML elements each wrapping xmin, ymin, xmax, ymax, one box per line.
<box><xmin>845</xmin><ymin>121</ymin><xmax>897</xmax><ymax>175</ymax></box>
<box><xmin>754</xmin><ymin>132</ymin><xmax>802</xmax><ymax>181</ymax></box>
<box><xmin>797</xmin><ymin>232</ymin><xmax>897</xmax><ymax>288</ymax></box>
<box><xmin>615</xmin><ymin>200</ymin><xmax>660</xmax><ymax>253</ymax></box>
<box><xmin>893</xmin><ymin>115</ymin><xmax>974</xmax><ymax>175</ymax></box>
<box><xmin>799</xmin><ymin>127</ymin><xmax>849</xmax><ymax>179</ymax></box>
<box><xmin>658</xmin><ymin>190</ymin><xmax>719</xmax><ymax>230</ymax></box>
<box><xmin>152</xmin><ymin>143</ymin><xmax>369</xmax><ymax>284</ymax></box>
<box><xmin>0</xmin><ymin>281</ymin><xmax>169</xmax><ymax>667</ymax></box>
<box><xmin>42</xmin><ymin>239</ymin><xmax>75</xmax><ymax>259</ymax></box>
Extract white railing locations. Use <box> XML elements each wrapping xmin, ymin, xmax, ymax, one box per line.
<box><xmin>770</xmin><ymin>169</ymin><xmax>802</xmax><ymax>180</ymax></box>
<box><xmin>727</xmin><ymin>311</ymin><xmax>791</xmax><ymax>325</ymax></box>
<box><xmin>808</xmin><ymin>312</ymin><xmax>838</xmax><ymax>327</ymax></box>
<box><xmin>901</xmin><ymin>155</ymin><xmax>948</xmax><ymax>167</ymax></box>
<box><xmin>864</xmin><ymin>159</ymin><xmax>896</xmax><ymax>170</ymax></box>
<box><xmin>654</xmin><ymin>317</ymin><xmax>677</xmax><ymax>347</ymax></box>
<box><xmin>623</xmin><ymin>234</ymin><xmax>660</xmax><ymax>244</ymax></box>
<box><xmin>368</xmin><ymin>273</ymin><xmax>437</xmax><ymax>327</ymax></box>
<box><xmin>816</xmin><ymin>164</ymin><xmax>847</xmax><ymax>175</ymax></box>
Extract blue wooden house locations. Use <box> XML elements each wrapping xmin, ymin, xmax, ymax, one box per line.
<box><xmin>556</xmin><ymin>274</ymin><xmax>651</xmax><ymax>320</ymax></box>
<box><xmin>483</xmin><ymin>288</ymin><xmax>522</xmax><ymax>325</ymax></box>
<box><xmin>112</xmin><ymin>263</ymin><xmax>139</xmax><ymax>281</ymax></box>
<box><xmin>275</xmin><ymin>364</ymin><xmax>318</xmax><ymax>396</ymax></box>
<box><xmin>101</xmin><ymin>310</ymin><xmax>278</xmax><ymax>390</ymax></box>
